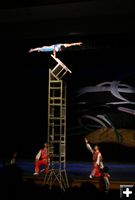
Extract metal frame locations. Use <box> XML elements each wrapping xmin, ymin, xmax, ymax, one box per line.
<box><xmin>44</xmin><ymin>55</ymin><xmax>71</xmax><ymax>190</ymax></box>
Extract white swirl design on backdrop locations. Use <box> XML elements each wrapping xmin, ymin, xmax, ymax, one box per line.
<box><xmin>77</xmin><ymin>80</ymin><xmax>135</xmax><ymax>115</ymax></box>
<box><xmin>77</xmin><ymin>80</ymin><xmax>135</xmax><ymax>128</ymax></box>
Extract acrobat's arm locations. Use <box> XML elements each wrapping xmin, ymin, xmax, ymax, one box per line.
<box><xmin>96</xmin><ymin>152</ymin><xmax>101</xmax><ymax>165</ymax></box>
<box><xmin>85</xmin><ymin>138</ymin><xmax>93</xmax><ymax>153</ymax></box>
<box><xmin>64</xmin><ymin>42</ymin><xmax>83</xmax><ymax>48</ymax></box>
<box><xmin>35</xmin><ymin>150</ymin><xmax>41</xmax><ymax>160</ymax></box>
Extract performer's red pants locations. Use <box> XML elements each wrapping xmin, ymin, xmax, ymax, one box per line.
<box><xmin>35</xmin><ymin>160</ymin><xmax>48</xmax><ymax>173</ymax></box>
<box><xmin>91</xmin><ymin>164</ymin><xmax>101</xmax><ymax>177</ymax></box>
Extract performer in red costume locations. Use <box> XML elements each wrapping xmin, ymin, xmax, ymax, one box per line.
<box><xmin>85</xmin><ymin>137</ymin><xmax>104</xmax><ymax>179</ymax></box>
<box><xmin>33</xmin><ymin>143</ymin><xmax>50</xmax><ymax>175</ymax></box>
<box><xmin>99</xmin><ymin>166</ymin><xmax>110</xmax><ymax>193</ymax></box>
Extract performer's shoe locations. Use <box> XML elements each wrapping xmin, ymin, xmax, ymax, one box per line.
<box><xmin>33</xmin><ymin>172</ymin><xmax>39</xmax><ymax>175</ymax></box>
<box><xmin>89</xmin><ymin>175</ymin><xmax>93</xmax><ymax>179</ymax></box>
<box><xmin>41</xmin><ymin>169</ymin><xmax>50</xmax><ymax>174</ymax></box>
<box><xmin>40</xmin><ymin>169</ymin><xmax>45</xmax><ymax>173</ymax></box>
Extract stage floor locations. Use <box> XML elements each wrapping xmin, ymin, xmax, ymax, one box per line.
<box><xmin>14</xmin><ymin>160</ymin><xmax>135</xmax><ymax>189</ymax></box>
<box><xmin>0</xmin><ymin>160</ymin><xmax>135</xmax><ymax>190</ymax></box>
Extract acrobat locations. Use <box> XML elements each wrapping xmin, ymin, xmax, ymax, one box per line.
<box><xmin>28</xmin><ymin>42</ymin><xmax>82</xmax><ymax>57</ymax></box>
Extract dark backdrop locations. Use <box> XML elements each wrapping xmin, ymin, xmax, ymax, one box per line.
<box><xmin>0</xmin><ymin>34</ymin><xmax>135</xmax><ymax>162</ymax></box>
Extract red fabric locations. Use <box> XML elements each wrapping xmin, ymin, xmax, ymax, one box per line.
<box><xmin>40</xmin><ymin>148</ymin><xmax>48</xmax><ymax>159</ymax></box>
<box><xmin>93</xmin><ymin>151</ymin><xmax>102</xmax><ymax>162</ymax></box>
<box><xmin>91</xmin><ymin>164</ymin><xmax>101</xmax><ymax>177</ymax></box>
<box><xmin>35</xmin><ymin>159</ymin><xmax>48</xmax><ymax>173</ymax></box>
<box><xmin>91</xmin><ymin>150</ymin><xmax>102</xmax><ymax>177</ymax></box>
<box><xmin>35</xmin><ymin>147</ymin><xmax>49</xmax><ymax>173</ymax></box>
